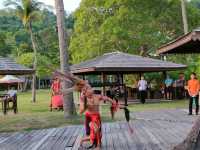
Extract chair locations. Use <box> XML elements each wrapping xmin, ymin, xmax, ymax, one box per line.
<box><xmin>0</xmin><ymin>94</ymin><xmax>18</xmax><ymax>115</ymax></box>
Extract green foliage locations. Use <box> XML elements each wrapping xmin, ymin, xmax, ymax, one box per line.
<box><xmin>16</xmin><ymin>52</ymin><xmax>33</xmax><ymax>67</ymax></box>
<box><xmin>70</xmin><ymin>0</ymin><xmax>200</xmax><ymax>64</ymax></box>
<box><xmin>4</xmin><ymin>0</ymin><xmax>43</xmax><ymax>27</ymax></box>
<box><xmin>16</xmin><ymin>52</ymin><xmax>53</xmax><ymax>77</ymax></box>
<box><xmin>0</xmin><ymin>4</ymin><xmax>74</xmax><ymax>77</ymax></box>
<box><xmin>0</xmin><ymin>32</ymin><xmax>11</xmax><ymax>56</ymax></box>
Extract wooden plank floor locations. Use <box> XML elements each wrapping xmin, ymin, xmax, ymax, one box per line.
<box><xmin>0</xmin><ymin>109</ymin><xmax>198</xmax><ymax>150</ymax></box>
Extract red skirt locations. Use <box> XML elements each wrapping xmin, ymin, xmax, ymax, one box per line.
<box><xmin>85</xmin><ymin>112</ymin><xmax>102</xmax><ymax>146</ymax></box>
<box><xmin>51</xmin><ymin>95</ymin><xmax>63</xmax><ymax>108</ymax></box>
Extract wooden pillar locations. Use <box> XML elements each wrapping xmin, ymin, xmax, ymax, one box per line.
<box><xmin>120</xmin><ymin>74</ymin><xmax>124</xmax><ymax>85</ymax></box>
<box><xmin>120</xmin><ymin>73</ymin><xmax>128</xmax><ymax>106</ymax></box>
<box><xmin>101</xmin><ymin>72</ymin><xmax>106</xmax><ymax>96</ymax></box>
<box><xmin>139</xmin><ymin>73</ymin><xmax>142</xmax><ymax>80</ymax></box>
<box><xmin>82</xmin><ymin>75</ymin><xmax>85</xmax><ymax>80</ymax></box>
<box><xmin>163</xmin><ymin>71</ymin><xmax>167</xmax><ymax>79</ymax></box>
<box><xmin>38</xmin><ymin>78</ymin><xmax>41</xmax><ymax>89</ymax></box>
<box><xmin>124</xmin><ymin>85</ymin><xmax>128</xmax><ymax>106</ymax></box>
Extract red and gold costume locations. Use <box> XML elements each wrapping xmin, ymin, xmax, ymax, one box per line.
<box><xmin>51</xmin><ymin>80</ymin><xmax>63</xmax><ymax>109</ymax></box>
<box><xmin>85</xmin><ymin>112</ymin><xmax>102</xmax><ymax>146</ymax></box>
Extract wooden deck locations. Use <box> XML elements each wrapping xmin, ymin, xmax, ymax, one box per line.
<box><xmin>0</xmin><ymin>109</ymin><xmax>198</xmax><ymax>150</ymax></box>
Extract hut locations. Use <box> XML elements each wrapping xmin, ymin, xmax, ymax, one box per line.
<box><xmin>157</xmin><ymin>28</ymin><xmax>200</xmax><ymax>54</ymax></box>
<box><xmin>0</xmin><ymin>57</ymin><xmax>34</xmax><ymax>114</ymax></box>
<box><xmin>156</xmin><ymin>29</ymin><xmax>200</xmax><ymax>150</ymax></box>
<box><xmin>71</xmin><ymin>51</ymin><xmax>186</xmax><ymax>105</ymax></box>
<box><xmin>0</xmin><ymin>57</ymin><xmax>34</xmax><ymax>75</ymax></box>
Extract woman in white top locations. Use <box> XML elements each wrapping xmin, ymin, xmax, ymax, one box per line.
<box><xmin>138</xmin><ymin>76</ymin><xmax>147</xmax><ymax>104</ymax></box>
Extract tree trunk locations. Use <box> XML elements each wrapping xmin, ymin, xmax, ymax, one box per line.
<box><xmin>28</xmin><ymin>22</ymin><xmax>37</xmax><ymax>102</ymax></box>
<box><xmin>181</xmin><ymin>0</ymin><xmax>189</xmax><ymax>34</ymax></box>
<box><xmin>55</xmin><ymin>0</ymin><xmax>76</xmax><ymax>118</ymax></box>
<box><xmin>23</xmin><ymin>77</ymin><xmax>28</xmax><ymax>92</ymax></box>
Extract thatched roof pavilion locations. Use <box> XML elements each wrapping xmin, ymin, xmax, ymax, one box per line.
<box><xmin>71</xmin><ymin>52</ymin><xmax>186</xmax><ymax>105</ymax></box>
<box><xmin>71</xmin><ymin>51</ymin><xmax>186</xmax><ymax>74</ymax></box>
<box><xmin>157</xmin><ymin>28</ymin><xmax>200</xmax><ymax>55</ymax></box>
<box><xmin>0</xmin><ymin>57</ymin><xmax>34</xmax><ymax>75</ymax></box>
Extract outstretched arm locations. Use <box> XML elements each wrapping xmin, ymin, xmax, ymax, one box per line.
<box><xmin>79</xmin><ymin>100</ymin><xmax>85</xmax><ymax>115</ymax></box>
<box><xmin>99</xmin><ymin>95</ymin><xmax>116</xmax><ymax>104</ymax></box>
<box><xmin>53</xmin><ymin>70</ymin><xmax>81</xmax><ymax>84</ymax></box>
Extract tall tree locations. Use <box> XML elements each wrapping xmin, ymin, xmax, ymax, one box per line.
<box><xmin>181</xmin><ymin>0</ymin><xmax>189</xmax><ymax>34</ymax></box>
<box><xmin>70</xmin><ymin>0</ymin><xmax>184</xmax><ymax>63</ymax></box>
<box><xmin>4</xmin><ymin>0</ymin><xmax>43</xmax><ymax>102</ymax></box>
<box><xmin>55</xmin><ymin>0</ymin><xmax>76</xmax><ymax>117</ymax></box>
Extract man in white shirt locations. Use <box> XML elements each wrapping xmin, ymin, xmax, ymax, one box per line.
<box><xmin>138</xmin><ymin>76</ymin><xmax>147</xmax><ymax>104</ymax></box>
<box><xmin>7</xmin><ymin>89</ymin><xmax>17</xmax><ymax>97</ymax></box>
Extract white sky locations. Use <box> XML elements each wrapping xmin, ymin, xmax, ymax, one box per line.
<box><xmin>0</xmin><ymin>0</ymin><xmax>82</xmax><ymax>13</ymax></box>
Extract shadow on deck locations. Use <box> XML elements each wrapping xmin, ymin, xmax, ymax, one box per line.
<box><xmin>0</xmin><ymin>109</ymin><xmax>197</xmax><ymax>150</ymax></box>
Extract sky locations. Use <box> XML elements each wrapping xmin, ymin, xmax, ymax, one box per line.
<box><xmin>0</xmin><ymin>0</ymin><xmax>82</xmax><ymax>13</ymax></box>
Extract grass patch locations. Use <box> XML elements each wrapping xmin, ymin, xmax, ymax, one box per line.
<box><xmin>0</xmin><ymin>89</ymin><xmax>188</xmax><ymax>132</ymax></box>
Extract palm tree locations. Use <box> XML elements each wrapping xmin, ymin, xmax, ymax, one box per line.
<box><xmin>181</xmin><ymin>0</ymin><xmax>189</xmax><ymax>34</ymax></box>
<box><xmin>5</xmin><ymin>0</ymin><xmax>43</xmax><ymax>102</ymax></box>
<box><xmin>55</xmin><ymin>0</ymin><xmax>76</xmax><ymax>117</ymax></box>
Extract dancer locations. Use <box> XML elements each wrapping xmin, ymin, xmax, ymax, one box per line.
<box><xmin>50</xmin><ymin>77</ymin><xmax>63</xmax><ymax>110</ymax></box>
<box><xmin>53</xmin><ymin>70</ymin><xmax>133</xmax><ymax>149</ymax></box>
<box><xmin>79</xmin><ymin>88</ymin><xmax>117</xmax><ymax>149</ymax></box>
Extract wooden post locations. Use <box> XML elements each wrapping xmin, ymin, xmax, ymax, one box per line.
<box><xmin>101</xmin><ymin>72</ymin><xmax>106</xmax><ymax>96</ymax></box>
<box><xmin>120</xmin><ymin>73</ymin><xmax>128</xmax><ymax>106</ymax></box>
<box><xmin>124</xmin><ymin>85</ymin><xmax>128</xmax><ymax>106</ymax></box>
<box><xmin>139</xmin><ymin>73</ymin><xmax>142</xmax><ymax>80</ymax></box>
<box><xmin>163</xmin><ymin>71</ymin><xmax>167</xmax><ymax>79</ymax></box>
<box><xmin>38</xmin><ymin>78</ymin><xmax>41</xmax><ymax>89</ymax></box>
<box><xmin>120</xmin><ymin>74</ymin><xmax>124</xmax><ymax>85</ymax></box>
<box><xmin>82</xmin><ymin>75</ymin><xmax>85</xmax><ymax>80</ymax></box>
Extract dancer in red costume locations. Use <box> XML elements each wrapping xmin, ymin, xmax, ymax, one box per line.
<box><xmin>50</xmin><ymin>77</ymin><xmax>63</xmax><ymax>110</ymax></box>
<box><xmin>52</xmin><ymin>71</ymin><xmax>133</xmax><ymax>149</ymax></box>
<box><xmin>79</xmin><ymin>88</ymin><xmax>117</xmax><ymax>149</ymax></box>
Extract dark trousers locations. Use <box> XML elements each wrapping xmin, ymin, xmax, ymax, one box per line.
<box><xmin>140</xmin><ymin>91</ymin><xmax>146</xmax><ymax>104</ymax></box>
<box><xmin>176</xmin><ymin>87</ymin><xmax>185</xmax><ymax>99</ymax></box>
<box><xmin>150</xmin><ymin>90</ymin><xmax>155</xmax><ymax>99</ymax></box>
<box><xmin>189</xmin><ymin>95</ymin><xmax>199</xmax><ymax>114</ymax></box>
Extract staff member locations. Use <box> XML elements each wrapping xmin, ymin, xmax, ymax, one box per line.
<box><xmin>138</xmin><ymin>76</ymin><xmax>147</xmax><ymax>104</ymax></box>
<box><xmin>165</xmin><ymin>75</ymin><xmax>173</xmax><ymax>100</ymax></box>
<box><xmin>187</xmin><ymin>72</ymin><xmax>200</xmax><ymax>115</ymax></box>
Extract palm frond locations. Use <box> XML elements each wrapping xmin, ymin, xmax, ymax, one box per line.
<box><xmin>5</xmin><ymin>0</ymin><xmax>43</xmax><ymax>27</ymax></box>
<box><xmin>4</xmin><ymin>0</ymin><xmax>21</xmax><ymax>8</ymax></box>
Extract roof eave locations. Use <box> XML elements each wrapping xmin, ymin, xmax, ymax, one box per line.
<box><xmin>0</xmin><ymin>69</ymin><xmax>35</xmax><ymax>75</ymax></box>
<box><xmin>70</xmin><ymin>67</ymin><xmax>96</xmax><ymax>74</ymax></box>
<box><xmin>157</xmin><ymin>32</ymin><xmax>194</xmax><ymax>55</ymax></box>
<box><xmin>71</xmin><ymin>66</ymin><xmax>187</xmax><ymax>74</ymax></box>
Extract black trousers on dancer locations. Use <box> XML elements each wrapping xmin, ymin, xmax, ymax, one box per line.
<box><xmin>189</xmin><ymin>95</ymin><xmax>199</xmax><ymax>115</ymax></box>
<box><xmin>139</xmin><ymin>90</ymin><xmax>146</xmax><ymax>104</ymax></box>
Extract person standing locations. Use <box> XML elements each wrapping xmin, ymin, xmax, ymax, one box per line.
<box><xmin>149</xmin><ymin>79</ymin><xmax>157</xmax><ymax>99</ymax></box>
<box><xmin>176</xmin><ymin>73</ymin><xmax>185</xmax><ymax>99</ymax></box>
<box><xmin>138</xmin><ymin>76</ymin><xmax>148</xmax><ymax>104</ymax></box>
<box><xmin>50</xmin><ymin>77</ymin><xmax>63</xmax><ymax>110</ymax></box>
<box><xmin>188</xmin><ymin>73</ymin><xmax>200</xmax><ymax>115</ymax></box>
<box><xmin>165</xmin><ymin>75</ymin><xmax>173</xmax><ymax>100</ymax></box>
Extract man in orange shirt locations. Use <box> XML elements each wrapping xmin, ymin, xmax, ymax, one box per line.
<box><xmin>187</xmin><ymin>73</ymin><xmax>200</xmax><ymax>115</ymax></box>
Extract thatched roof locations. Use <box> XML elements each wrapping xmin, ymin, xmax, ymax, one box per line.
<box><xmin>157</xmin><ymin>28</ymin><xmax>200</xmax><ymax>54</ymax></box>
<box><xmin>71</xmin><ymin>52</ymin><xmax>186</xmax><ymax>74</ymax></box>
<box><xmin>0</xmin><ymin>57</ymin><xmax>34</xmax><ymax>75</ymax></box>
